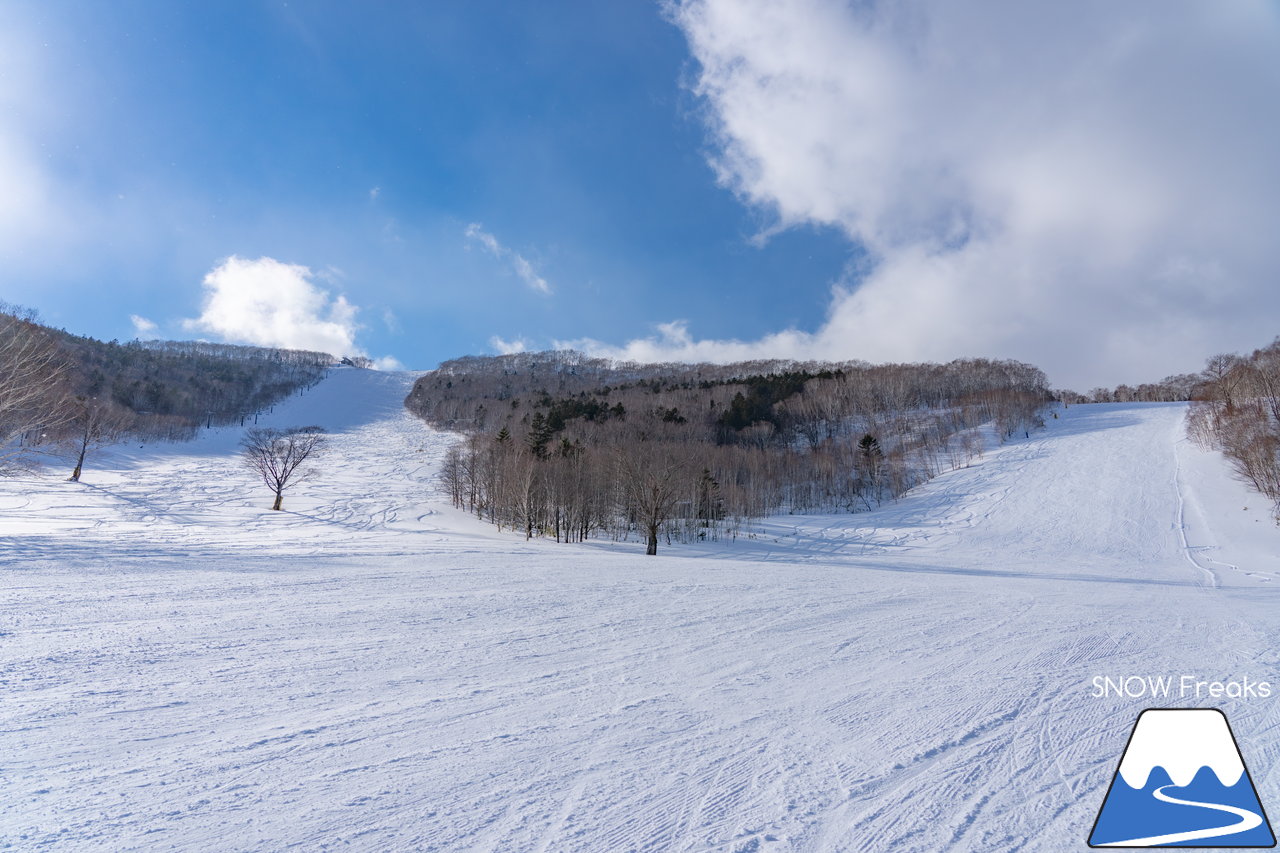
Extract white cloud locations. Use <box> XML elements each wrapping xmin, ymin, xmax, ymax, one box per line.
<box><xmin>637</xmin><ymin>0</ymin><xmax>1280</xmax><ymax>388</ymax></box>
<box><xmin>130</xmin><ymin>314</ymin><xmax>158</xmax><ymax>337</ymax></box>
<box><xmin>559</xmin><ymin>319</ymin><xmax>815</xmax><ymax>364</ymax></box>
<box><xmin>372</xmin><ymin>355</ymin><xmax>404</xmax><ymax>371</ymax></box>
<box><xmin>465</xmin><ymin>223</ymin><xmax>552</xmax><ymax>295</ymax></box>
<box><xmin>183</xmin><ymin>256</ymin><xmax>362</xmax><ymax>355</ymax></box>
<box><xmin>489</xmin><ymin>335</ymin><xmax>530</xmax><ymax>355</ymax></box>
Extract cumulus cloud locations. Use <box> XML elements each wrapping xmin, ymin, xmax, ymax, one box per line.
<box><xmin>465</xmin><ymin>223</ymin><xmax>551</xmax><ymax>295</ymax></box>
<box><xmin>183</xmin><ymin>256</ymin><xmax>363</xmax><ymax>355</ymax></box>
<box><xmin>631</xmin><ymin>0</ymin><xmax>1280</xmax><ymax>387</ymax></box>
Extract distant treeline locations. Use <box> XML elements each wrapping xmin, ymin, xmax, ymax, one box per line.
<box><xmin>1185</xmin><ymin>338</ymin><xmax>1280</xmax><ymax>518</ymax></box>
<box><xmin>1058</xmin><ymin>374</ymin><xmax>1203</xmax><ymax>405</ymax></box>
<box><xmin>407</xmin><ymin>350</ymin><xmax>1051</xmax><ymax>554</ymax></box>
<box><xmin>0</xmin><ymin>303</ymin><xmax>334</xmax><ymax>474</ymax></box>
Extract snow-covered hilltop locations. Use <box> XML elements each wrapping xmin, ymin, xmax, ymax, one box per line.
<box><xmin>5</xmin><ymin>367</ymin><xmax>1280</xmax><ymax>851</ymax></box>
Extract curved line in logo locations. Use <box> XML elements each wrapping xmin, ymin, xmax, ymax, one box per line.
<box><xmin>1096</xmin><ymin>784</ymin><xmax>1264</xmax><ymax>847</ymax></box>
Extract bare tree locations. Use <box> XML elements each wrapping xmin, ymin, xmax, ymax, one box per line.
<box><xmin>0</xmin><ymin>306</ymin><xmax>69</xmax><ymax>471</ymax></box>
<box><xmin>1201</xmin><ymin>354</ymin><xmax>1245</xmax><ymax>411</ymax></box>
<box><xmin>614</xmin><ymin>443</ymin><xmax>694</xmax><ymax>556</ymax></box>
<box><xmin>240</xmin><ymin>426</ymin><xmax>326</xmax><ymax>510</ymax></box>
<box><xmin>64</xmin><ymin>396</ymin><xmax>135</xmax><ymax>481</ymax></box>
<box><xmin>1187</xmin><ymin>339</ymin><xmax>1280</xmax><ymax>521</ymax></box>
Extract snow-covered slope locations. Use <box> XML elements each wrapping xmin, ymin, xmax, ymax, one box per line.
<box><xmin>5</xmin><ymin>370</ymin><xmax>1280</xmax><ymax>852</ymax></box>
<box><xmin>672</xmin><ymin>401</ymin><xmax>1279</xmax><ymax>589</ymax></box>
<box><xmin>0</xmin><ymin>368</ymin><xmax>493</xmax><ymax>563</ymax></box>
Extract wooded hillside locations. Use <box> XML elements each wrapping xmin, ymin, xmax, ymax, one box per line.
<box><xmin>407</xmin><ymin>350</ymin><xmax>1051</xmax><ymax>553</ymax></box>
<box><xmin>0</xmin><ymin>303</ymin><xmax>334</xmax><ymax>472</ymax></box>
<box><xmin>1186</xmin><ymin>338</ymin><xmax>1280</xmax><ymax>518</ymax></box>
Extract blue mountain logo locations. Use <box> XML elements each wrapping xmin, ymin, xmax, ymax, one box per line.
<box><xmin>1089</xmin><ymin>708</ymin><xmax>1275</xmax><ymax>847</ymax></box>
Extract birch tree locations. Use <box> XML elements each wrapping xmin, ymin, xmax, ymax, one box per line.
<box><xmin>0</xmin><ymin>307</ymin><xmax>69</xmax><ymax>471</ymax></box>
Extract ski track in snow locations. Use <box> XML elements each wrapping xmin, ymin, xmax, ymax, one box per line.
<box><xmin>3</xmin><ymin>369</ymin><xmax>1280</xmax><ymax>852</ymax></box>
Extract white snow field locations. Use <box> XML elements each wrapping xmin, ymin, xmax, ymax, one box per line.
<box><xmin>4</xmin><ymin>368</ymin><xmax>1280</xmax><ymax>852</ymax></box>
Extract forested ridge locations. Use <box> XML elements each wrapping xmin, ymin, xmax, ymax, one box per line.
<box><xmin>61</xmin><ymin>336</ymin><xmax>333</xmax><ymax>436</ymax></box>
<box><xmin>407</xmin><ymin>350</ymin><xmax>1051</xmax><ymax>553</ymax></box>
<box><xmin>0</xmin><ymin>304</ymin><xmax>334</xmax><ymax>473</ymax></box>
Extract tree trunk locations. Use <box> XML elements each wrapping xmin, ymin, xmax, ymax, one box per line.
<box><xmin>272</xmin><ymin>491</ymin><xmax>283</xmax><ymax>510</ymax></box>
<box><xmin>646</xmin><ymin>524</ymin><xmax>658</xmax><ymax>556</ymax></box>
<box><xmin>69</xmin><ymin>438</ymin><xmax>87</xmax><ymax>482</ymax></box>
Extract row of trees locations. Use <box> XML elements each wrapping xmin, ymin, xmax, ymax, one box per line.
<box><xmin>415</xmin><ymin>351</ymin><xmax>1051</xmax><ymax>554</ymax></box>
<box><xmin>1186</xmin><ymin>340</ymin><xmax>1280</xmax><ymax>517</ymax></box>
<box><xmin>0</xmin><ymin>307</ymin><xmax>68</xmax><ymax>473</ymax></box>
<box><xmin>1058</xmin><ymin>373</ymin><xmax>1202</xmax><ymax>405</ymax></box>
<box><xmin>0</xmin><ymin>304</ymin><xmax>335</xmax><ymax>479</ymax></box>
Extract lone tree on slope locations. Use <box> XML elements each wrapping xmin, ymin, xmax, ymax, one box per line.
<box><xmin>65</xmin><ymin>396</ymin><xmax>135</xmax><ymax>482</ymax></box>
<box><xmin>614</xmin><ymin>442</ymin><xmax>695</xmax><ymax>556</ymax></box>
<box><xmin>240</xmin><ymin>426</ymin><xmax>326</xmax><ymax>510</ymax></box>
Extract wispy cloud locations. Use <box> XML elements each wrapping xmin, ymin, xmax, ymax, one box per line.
<box><xmin>465</xmin><ymin>223</ymin><xmax>551</xmax><ymax>295</ymax></box>
<box><xmin>381</xmin><ymin>307</ymin><xmax>401</xmax><ymax>334</ymax></box>
<box><xmin>559</xmin><ymin>320</ymin><xmax>818</xmax><ymax>364</ymax></box>
<box><xmin>130</xmin><ymin>314</ymin><xmax>158</xmax><ymax>337</ymax></box>
<box><xmin>650</xmin><ymin>0</ymin><xmax>1280</xmax><ymax>388</ymax></box>
<box><xmin>489</xmin><ymin>334</ymin><xmax>531</xmax><ymax>355</ymax></box>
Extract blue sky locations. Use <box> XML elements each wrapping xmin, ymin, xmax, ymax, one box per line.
<box><xmin>4</xmin><ymin>1</ymin><xmax>1279</xmax><ymax>388</ymax></box>
<box><xmin>3</xmin><ymin>1</ymin><xmax>848</xmax><ymax>368</ymax></box>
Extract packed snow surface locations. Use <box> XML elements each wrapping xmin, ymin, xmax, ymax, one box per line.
<box><xmin>5</xmin><ymin>368</ymin><xmax>1280</xmax><ymax>851</ymax></box>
